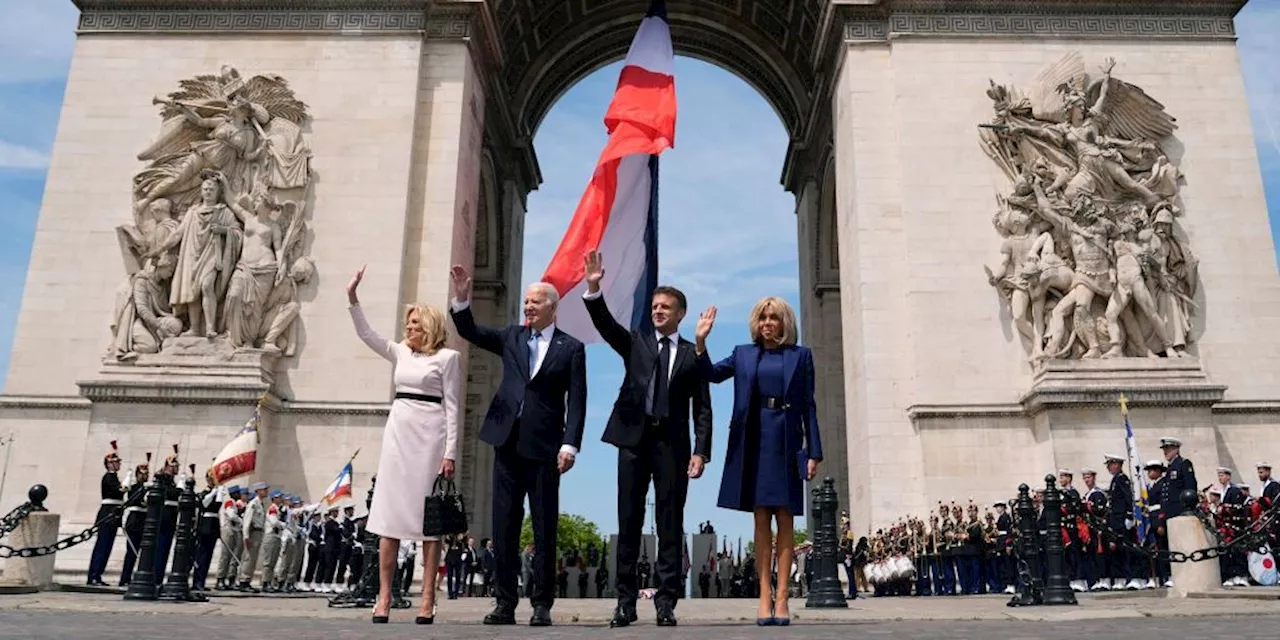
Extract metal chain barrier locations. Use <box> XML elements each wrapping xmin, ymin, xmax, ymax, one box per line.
<box><xmin>0</xmin><ymin>489</ymin><xmax>144</xmax><ymax>559</ymax></box>
<box><xmin>1078</xmin><ymin>501</ymin><xmax>1280</xmax><ymax>564</ymax></box>
<box><xmin>0</xmin><ymin>502</ymin><xmax>36</xmax><ymax>538</ymax></box>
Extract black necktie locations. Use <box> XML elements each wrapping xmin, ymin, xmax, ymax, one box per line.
<box><xmin>653</xmin><ymin>336</ymin><xmax>671</xmax><ymax>419</ymax></box>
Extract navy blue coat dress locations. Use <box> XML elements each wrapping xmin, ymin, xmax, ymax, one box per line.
<box><xmin>698</xmin><ymin>343</ymin><xmax>824</xmax><ymax>516</ymax></box>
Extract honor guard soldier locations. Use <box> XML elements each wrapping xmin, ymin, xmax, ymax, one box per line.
<box><xmin>318</xmin><ymin>506</ymin><xmax>343</xmax><ymax>593</ymax></box>
<box><xmin>1143</xmin><ymin>460</ymin><xmax>1172</xmax><ymax>588</ymax></box>
<box><xmin>192</xmin><ymin>469</ymin><xmax>221</xmax><ymax>593</ymax></box>
<box><xmin>1215</xmin><ymin>468</ymin><xmax>1250</xmax><ymax>586</ymax></box>
<box><xmin>994</xmin><ymin>502</ymin><xmax>1014</xmax><ymax>594</ymax></box>
<box><xmin>118</xmin><ymin>455</ymin><xmax>151</xmax><ymax>586</ymax></box>
<box><xmin>238</xmin><ymin>482</ymin><xmax>269</xmax><ymax>592</ymax></box>
<box><xmin>1102</xmin><ymin>454</ymin><xmax>1140</xmax><ymax>590</ymax></box>
<box><xmin>259</xmin><ymin>490</ymin><xmax>286</xmax><ymax>591</ymax></box>
<box><xmin>1258</xmin><ymin>463</ymin><xmax>1279</xmax><ymax>510</ymax></box>
<box><xmin>1055</xmin><ymin>469</ymin><xmax>1085</xmax><ymax>592</ymax></box>
<box><xmin>1080</xmin><ymin>468</ymin><xmax>1107</xmax><ymax>591</ymax></box>
<box><xmin>334</xmin><ymin>504</ymin><xmax>356</xmax><ymax>589</ymax></box>
<box><xmin>215</xmin><ymin>485</ymin><xmax>244</xmax><ymax>590</ymax></box>
<box><xmin>87</xmin><ymin>441</ymin><xmax>125</xmax><ymax>586</ymax></box>
<box><xmin>1159</xmin><ymin>437</ymin><xmax>1197</xmax><ymax>517</ymax></box>
<box><xmin>283</xmin><ymin>495</ymin><xmax>307</xmax><ymax>591</ymax></box>
<box><xmin>153</xmin><ymin>445</ymin><xmax>182</xmax><ymax>583</ymax></box>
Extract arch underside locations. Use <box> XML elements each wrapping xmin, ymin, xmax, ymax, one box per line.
<box><xmin>497</xmin><ymin>1</ymin><xmax>825</xmax><ymax>139</ymax></box>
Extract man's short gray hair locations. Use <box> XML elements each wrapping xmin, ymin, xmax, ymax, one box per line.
<box><xmin>526</xmin><ymin>282</ymin><xmax>560</xmax><ymax>306</ymax></box>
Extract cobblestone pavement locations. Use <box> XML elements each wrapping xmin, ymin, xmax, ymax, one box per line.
<box><xmin>2</xmin><ymin>610</ymin><xmax>1280</xmax><ymax>640</ymax></box>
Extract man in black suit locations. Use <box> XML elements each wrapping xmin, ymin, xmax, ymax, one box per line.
<box><xmin>450</xmin><ymin>265</ymin><xmax>587</xmax><ymax>627</ymax></box>
<box><xmin>581</xmin><ymin>250</ymin><xmax>711</xmax><ymax>628</ymax></box>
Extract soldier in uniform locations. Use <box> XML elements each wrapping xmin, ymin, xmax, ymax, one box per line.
<box><xmin>87</xmin><ymin>441</ymin><xmax>125</xmax><ymax>586</ymax></box>
<box><xmin>994</xmin><ymin>502</ymin><xmax>1015</xmax><ymax>594</ymax></box>
<box><xmin>1143</xmin><ymin>460</ymin><xmax>1172</xmax><ymax>588</ymax></box>
<box><xmin>1102</xmin><ymin>454</ymin><xmax>1139</xmax><ymax>590</ymax></box>
<box><xmin>153</xmin><ymin>445</ymin><xmax>182</xmax><ymax>583</ymax></box>
<box><xmin>637</xmin><ymin>551</ymin><xmax>652</xmax><ymax>594</ymax></box>
<box><xmin>1055</xmin><ymin>469</ymin><xmax>1085</xmax><ymax>592</ymax></box>
<box><xmin>1081</xmin><ymin>468</ymin><xmax>1107</xmax><ymax>591</ymax></box>
<box><xmin>259</xmin><ymin>490</ymin><xmax>286</xmax><ymax>592</ymax></box>
<box><xmin>302</xmin><ymin>510</ymin><xmax>323</xmax><ymax>591</ymax></box>
<box><xmin>1215</xmin><ymin>468</ymin><xmax>1250</xmax><ymax>587</ymax></box>
<box><xmin>1159</xmin><ymin>437</ymin><xmax>1197</xmax><ymax>517</ymax></box>
<box><xmin>283</xmin><ymin>496</ymin><xmax>308</xmax><ymax>592</ymax></box>
<box><xmin>318</xmin><ymin>505</ymin><xmax>343</xmax><ymax>593</ymax></box>
<box><xmin>596</xmin><ymin>562</ymin><xmax>610</xmax><ymax>598</ymax></box>
<box><xmin>1258</xmin><ymin>462</ymin><xmax>1279</xmax><ymax>509</ymax></box>
<box><xmin>117</xmin><ymin>456</ymin><xmax>151</xmax><ymax>586</ymax></box>
<box><xmin>192</xmin><ymin>470</ymin><xmax>222</xmax><ymax>593</ymax></box>
<box><xmin>237</xmin><ymin>482</ymin><xmax>269</xmax><ymax>592</ymax></box>
<box><xmin>214</xmin><ymin>485</ymin><xmax>243</xmax><ymax>590</ymax></box>
<box><xmin>334</xmin><ymin>504</ymin><xmax>356</xmax><ymax>589</ymax></box>
<box><xmin>347</xmin><ymin>511</ymin><xmax>367</xmax><ymax>590</ymax></box>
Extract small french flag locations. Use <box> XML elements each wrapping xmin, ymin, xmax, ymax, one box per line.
<box><xmin>540</xmin><ymin>0</ymin><xmax>676</xmax><ymax>342</ymax></box>
<box><xmin>322</xmin><ymin>461</ymin><xmax>354</xmax><ymax>505</ymax></box>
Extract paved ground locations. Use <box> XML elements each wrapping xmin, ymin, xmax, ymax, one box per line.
<box><xmin>1</xmin><ymin>610</ymin><xmax>1279</xmax><ymax>640</ymax></box>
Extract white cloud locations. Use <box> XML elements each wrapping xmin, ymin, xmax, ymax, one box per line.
<box><xmin>0</xmin><ymin>140</ymin><xmax>50</xmax><ymax>170</ymax></box>
<box><xmin>0</xmin><ymin>0</ymin><xmax>79</xmax><ymax>84</ymax></box>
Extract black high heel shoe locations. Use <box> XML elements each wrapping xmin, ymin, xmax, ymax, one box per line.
<box><xmin>372</xmin><ymin>598</ymin><xmax>391</xmax><ymax>624</ymax></box>
<box><xmin>416</xmin><ymin>601</ymin><xmax>437</xmax><ymax>624</ymax></box>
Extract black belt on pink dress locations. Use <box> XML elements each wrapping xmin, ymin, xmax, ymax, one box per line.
<box><xmin>395</xmin><ymin>392</ymin><xmax>442</xmax><ymax>404</ymax></box>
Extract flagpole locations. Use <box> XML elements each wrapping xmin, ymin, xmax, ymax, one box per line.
<box><xmin>1121</xmin><ymin>393</ymin><xmax>1156</xmax><ymax>585</ymax></box>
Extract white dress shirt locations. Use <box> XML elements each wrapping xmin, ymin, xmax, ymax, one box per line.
<box><xmin>452</xmin><ymin>297</ymin><xmax>578</xmax><ymax>458</ymax></box>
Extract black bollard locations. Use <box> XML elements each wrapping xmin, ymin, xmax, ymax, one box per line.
<box><xmin>1007</xmin><ymin>484</ymin><xmax>1042</xmax><ymax>607</ymax></box>
<box><xmin>160</xmin><ymin>478</ymin><xmax>203</xmax><ymax>602</ymax></box>
<box><xmin>123</xmin><ymin>479</ymin><xmax>163</xmax><ymax>601</ymax></box>
<box><xmin>805</xmin><ymin>478</ymin><xmax>848</xmax><ymax>609</ymax></box>
<box><xmin>28</xmin><ymin>484</ymin><xmax>48</xmax><ymax>512</ymax></box>
<box><xmin>1041</xmin><ymin>475</ymin><xmax>1077</xmax><ymax>605</ymax></box>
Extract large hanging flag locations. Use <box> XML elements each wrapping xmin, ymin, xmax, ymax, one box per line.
<box><xmin>540</xmin><ymin>0</ymin><xmax>676</xmax><ymax>343</ymax></box>
<box><xmin>1120</xmin><ymin>394</ymin><xmax>1150</xmax><ymax>543</ymax></box>
<box><xmin>210</xmin><ymin>393</ymin><xmax>266</xmax><ymax>485</ymax></box>
<box><xmin>322</xmin><ymin>450</ymin><xmax>359</xmax><ymax>505</ymax></box>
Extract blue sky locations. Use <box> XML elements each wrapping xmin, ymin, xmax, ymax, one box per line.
<box><xmin>1</xmin><ymin>2</ymin><xmax>1277</xmax><ymax>546</ymax></box>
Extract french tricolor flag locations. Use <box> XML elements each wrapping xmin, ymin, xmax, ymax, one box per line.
<box><xmin>540</xmin><ymin>0</ymin><xmax>676</xmax><ymax>343</ymax></box>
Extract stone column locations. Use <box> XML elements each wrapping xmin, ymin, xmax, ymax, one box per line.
<box><xmin>3</xmin><ymin>512</ymin><xmax>61</xmax><ymax>589</ymax></box>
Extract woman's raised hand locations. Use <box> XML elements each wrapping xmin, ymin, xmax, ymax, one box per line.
<box><xmin>347</xmin><ymin>265</ymin><xmax>367</xmax><ymax>305</ymax></box>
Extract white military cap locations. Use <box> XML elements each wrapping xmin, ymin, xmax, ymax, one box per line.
<box><xmin>1057</xmin><ymin>469</ymin><xmax>1073</xmax><ymax>476</ymax></box>
<box><xmin>1159</xmin><ymin>436</ymin><xmax>1182</xmax><ymax>448</ymax></box>
<box><xmin>1257</xmin><ymin>462</ymin><xmax>1272</xmax><ymax>470</ymax></box>
<box><xmin>1143</xmin><ymin>459</ymin><xmax>1167</xmax><ymax>470</ymax></box>
<box><xmin>1104</xmin><ymin>454</ymin><xmax>1125</xmax><ymax>463</ymax></box>
<box><xmin>1081</xmin><ymin>468</ymin><xmax>1097</xmax><ymax>476</ymax></box>
<box><xmin>1216</xmin><ymin>467</ymin><xmax>1233</xmax><ymax>476</ymax></box>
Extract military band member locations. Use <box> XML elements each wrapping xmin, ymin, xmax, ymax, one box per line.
<box><xmin>214</xmin><ymin>485</ymin><xmax>244</xmax><ymax>590</ymax></box>
<box><xmin>87</xmin><ymin>441</ymin><xmax>125</xmax><ymax>586</ymax></box>
<box><xmin>1143</xmin><ymin>459</ymin><xmax>1172</xmax><ymax>588</ymax></box>
<box><xmin>192</xmin><ymin>470</ymin><xmax>222</xmax><ymax>593</ymax></box>
<box><xmin>237</xmin><ymin>482</ymin><xmax>269</xmax><ymax>592</ymax></box>
<box><xmin>1080</xmin><ymin>468</ymin><xmax>1106</xmax><ymax>591</ymax></box>
<box><xmin>1215</xmin><ymin>468</ymin><xmax>1250</xmax><ymax>587</ymax></box>
<box><xmin>1159</xmin><ymin>437</ymin><xmax>1197</xmax><ymax>517</ymax></box>
<box><xmin>153</xmin><ymin>445</ymin><xmax>182</xmax><ymax>583</ymax></box>
<box><xmin>259</xmin><ymin>490</ymin><xmax>285</xmax><ymax>591</ymax></box>
<box><xmin>1102</xmin><ymin>454</ymin><xmax>1139</xmax><ymax>590</ymax></box>
<box><xmin>118</xmin><ymin>456</ymin><xmax>151</xmax><ymax>586</ymax></box>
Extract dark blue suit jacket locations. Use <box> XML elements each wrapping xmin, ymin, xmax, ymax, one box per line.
<box><xmin>698</xmin><ymin>343</ymin><xmax>824</xmax><ymax>513</ymax></box>
<box><xmin>451</xmin><ymin>306</ymin><xmax>587</xmax><ymax>461</ymax></box>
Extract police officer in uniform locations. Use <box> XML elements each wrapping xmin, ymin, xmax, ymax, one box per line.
<box><xmin>259</xmin><ymin>490</ymin><xmax>286</xmax><ymax>591</ymax></box>
<box><xmin>153</xmin><ymin>445</ymin><xmax>182</xmax><ymax>583</ymax></box>
<box><xmin>238</xmin><ymin>482</ymin><xmax>269</xmax><ymax>592</ymax></box>
<box><xmin>86</xmin><ymin>441</ymin><xmax>125</xmax><ymax>586</ymax></box>
<box><xmin>215</xmin><ymin>485</ymin><xmax>244</xmax><ymax>590</ymax></box>
<box><xmin>1143</xmin><ymin>459</ymin><xmax>1172</xmax><ymax>588</ymax></box>
<box><xmin>118</xmin><ymin>456</ymin><xmax>151</xmax><ymax>586</ymax></box>
<box><xmin>192</xmin><ymin>470</ymin><xmax>222</xmax><ymax>593</ymax></box>
<box><xmin>1102</xmin><ymin>454</ymin><xmax>1139</xmax><ymax>590</ymax></box>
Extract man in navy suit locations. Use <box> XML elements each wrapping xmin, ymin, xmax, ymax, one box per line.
<box><xmin>450</xmin><ymin>265</ymin><xmax>587</xmax><ymax>627</ymax></box>
<box><xmin>580</xmin><ymin>250</ymin><xmax>711</xmax><ymax>628</ymax></box>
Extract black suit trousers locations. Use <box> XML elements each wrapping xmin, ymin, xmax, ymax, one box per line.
<box><xmin>492</xmin><ymin>435</ymin><xmax>560</xmax><ymax>608</ymax></box>
<box><xmin>616</xmin><ymin>424</ymin><xmax>690</xmax><ymax>608</ymax></box>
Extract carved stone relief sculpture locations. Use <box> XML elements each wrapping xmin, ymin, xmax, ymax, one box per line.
<box><xmin>109</xmin><ymin>66</ymin><xmax>315</xmax><ymax>361</ymax></box>
<box><xmin>979</xmin><ymin>53</ymin><xmax>1197</xmax><ymax>364</ymax></box>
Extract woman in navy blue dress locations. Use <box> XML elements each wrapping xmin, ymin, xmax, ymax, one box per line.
<box><xmin>695</xmin><ymin>296</ymin><xmax>823</xmax><ymax>625</ymax></box>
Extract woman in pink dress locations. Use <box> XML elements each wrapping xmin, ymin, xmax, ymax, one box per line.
<box><xmin>347</xmin><ymin>266</ymin><xmax>460</xmax><ymax>624</ymax></box>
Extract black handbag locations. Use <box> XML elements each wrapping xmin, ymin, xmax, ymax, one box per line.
<box><xmin>423</xmin><ymin>475</ymin><xmax>468</xmax><ymax>537</ymax></box>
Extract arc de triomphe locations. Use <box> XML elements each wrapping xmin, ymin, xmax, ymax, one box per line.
<box><xmin>3</xmin><ymin>0</ymin><xmax>1278</xmax><ymax>541</ymax></box>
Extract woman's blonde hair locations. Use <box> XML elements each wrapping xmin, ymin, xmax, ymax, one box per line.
<box><xmin>748</xmin><ymin>296</ymin><xmax>798</xmax><ymax>346</ymax></box>
<box><xmin>403</xmin><ymin>303</ymin><xmax>448</xmax><ymax>354</ymax></box>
